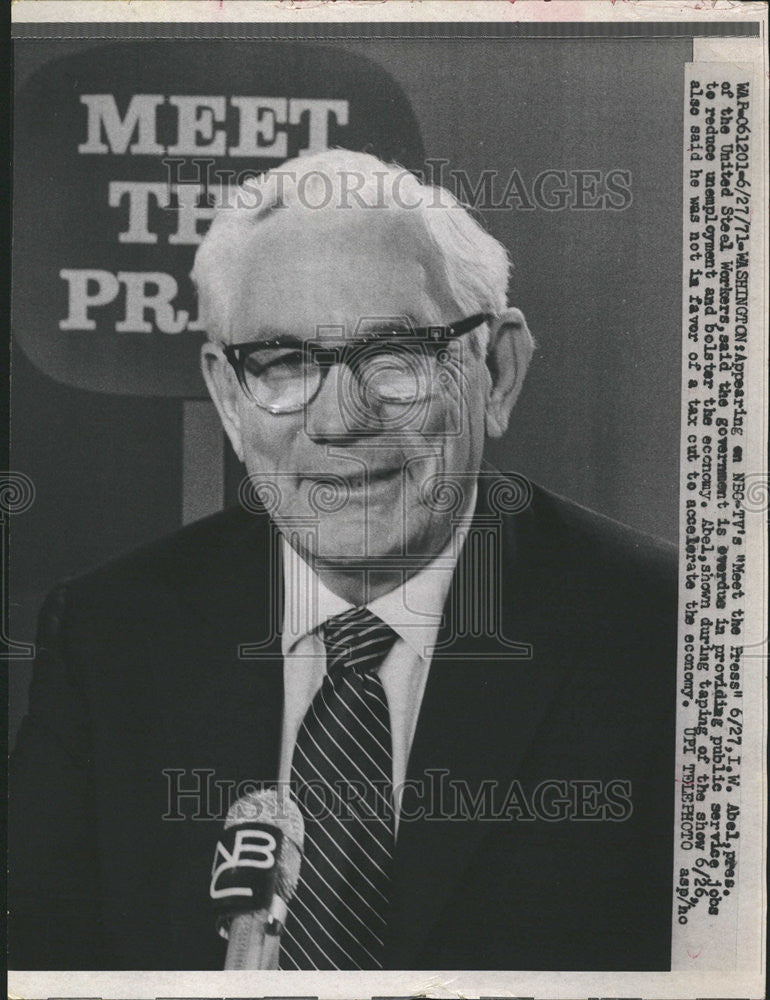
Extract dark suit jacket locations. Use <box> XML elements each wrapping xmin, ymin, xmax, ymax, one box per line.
<box><xmin>9</xmin><ymin>471</ymin><xmax>677</xmax><ymax>970</ymax></box>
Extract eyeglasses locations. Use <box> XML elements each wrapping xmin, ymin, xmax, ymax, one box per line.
<box><xmin>222</xmin><ymin>313</ymin><xmax>492</xmax><ymax>415</ymax></box>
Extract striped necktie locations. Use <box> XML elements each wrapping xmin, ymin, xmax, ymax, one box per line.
<box><xmin>279</xmin><ymin>606</ymin><xmax>398</xmax><ymax>970</ymax></box>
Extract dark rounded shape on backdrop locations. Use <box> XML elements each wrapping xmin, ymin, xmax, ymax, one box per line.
<box><xmin>13</xmin><ymin>40</ymin><xmax>424</xmax><ymax>397</ymax></box>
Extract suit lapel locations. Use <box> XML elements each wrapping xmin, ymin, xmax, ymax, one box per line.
<box><xmin>384</xmin><ymin>472</ymin><xmax>575</xmax><ymax>968</ymax></box>
<box><xmin>152</xmin><ymin>505</ymin><xmax>286</xmax><ymax>785</ymax></box>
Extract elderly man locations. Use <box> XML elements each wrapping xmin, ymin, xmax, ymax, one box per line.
<box><xmin>9</xmin><ymin>150</ymin><xmax>677</xmax><ymax>972</ymax></box>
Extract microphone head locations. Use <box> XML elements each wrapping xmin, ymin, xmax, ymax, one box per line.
<box><xmin>220</xmin><ymin>787</ymin><xmax>304</xmax><ymax>903</ymax></box>
<box><xmin>224</xmin><ymin>786</ymin><xmax>304</xmax><ymax>843</ymax></box>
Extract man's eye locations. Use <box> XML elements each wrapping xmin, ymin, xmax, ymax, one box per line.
<box><xmin>245</xmin><ymin>351</ymin><xmax>306</xmax><ymax>379</ymax></box>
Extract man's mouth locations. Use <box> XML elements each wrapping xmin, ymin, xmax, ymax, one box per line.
<box><xmin>344</xmin><ymin>468</ymin><xmax>401</xmax><ymax>490</ymax></box>
<box><xmin>304</xmin><ymin>468</ymin><xmax>403</xmax><ymax>491</ymax></box>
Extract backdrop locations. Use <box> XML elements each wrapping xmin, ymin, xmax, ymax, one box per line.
<box><xmin>10</xmin><ymin>35</ymin><xmax>688</xmax><ymax>743</ymax></box>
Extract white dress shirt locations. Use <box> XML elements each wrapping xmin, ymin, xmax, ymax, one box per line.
<box><xmin>278</xmin><ymin>489</ymin><xmax>476</xmax><ymax>829</ymax></box>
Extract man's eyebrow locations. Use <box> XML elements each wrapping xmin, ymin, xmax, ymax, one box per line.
<box><xmin>367</xmin><ymin>321</ymin><xmax>417</xmax><ymax>335</ymax></box>
<box><xmin>232</xmin><ymin>333</ymin><xmax>306</xmax><ymax>349</ymax></box>
<box><xmin>229</xmin><ymin>319</ymin><xmax>437</xmax><ymax>350</ymax></box>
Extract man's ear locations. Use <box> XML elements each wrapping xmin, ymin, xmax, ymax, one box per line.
<box><xmin>201</xmin><ymin>342</ymin><xmax>245</xmax><ymax>463</ymax></box>
<box><xmin>484</xmin><ymin>307</ymin><xmax>534</xmax><ymax>439</ymax></box>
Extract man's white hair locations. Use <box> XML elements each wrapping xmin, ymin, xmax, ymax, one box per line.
<box><xmin>192</xmin><ymin>148</ymin><xmax>514</xmax><ymax>356</ymax></box>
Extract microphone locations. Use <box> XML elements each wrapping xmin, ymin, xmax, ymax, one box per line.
<box><xmin>209</xmin><ymin>787</ymin><xmax>304</xmax><ymax>969</ymax></box>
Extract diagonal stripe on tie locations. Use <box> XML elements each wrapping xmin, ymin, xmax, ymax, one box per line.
<box><xmin>280</xmin><ymin>606</ymin><xmax>397</xmax><ymax>970</ymax></box>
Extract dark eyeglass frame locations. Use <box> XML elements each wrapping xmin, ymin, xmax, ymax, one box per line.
<box><xmin>222</xmin><ymin>312</ymin><xmax>493</xmax><ymax>414</ymax></box>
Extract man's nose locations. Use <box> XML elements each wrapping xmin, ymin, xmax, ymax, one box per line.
<box><xmin>304</xmin><ymin>365</ymin><xmax>382</xmax><ymax>444</ymax></box>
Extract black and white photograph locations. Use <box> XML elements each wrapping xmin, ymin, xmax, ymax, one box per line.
<box><xmin>6</xmin><ymin>2</ymin><xmax>767</xmax><ymax>997</ymax></box>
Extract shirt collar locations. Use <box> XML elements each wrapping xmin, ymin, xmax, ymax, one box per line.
<box><xmin>281</xmin><ymin>482</ymin><xmax>477</xmax><ymax>660</ymax></box>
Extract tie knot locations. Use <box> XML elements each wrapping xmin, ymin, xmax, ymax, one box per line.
<box><xmin>322</xmin><ymin>606</ymin><xmax>396</xmax><ymax>678</ymax></box>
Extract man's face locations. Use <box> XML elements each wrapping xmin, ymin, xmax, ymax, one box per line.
<box><xmin>210</xmin><ymin>207</ymin><xmax>492</xmax><ymax>569</ymax></box>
